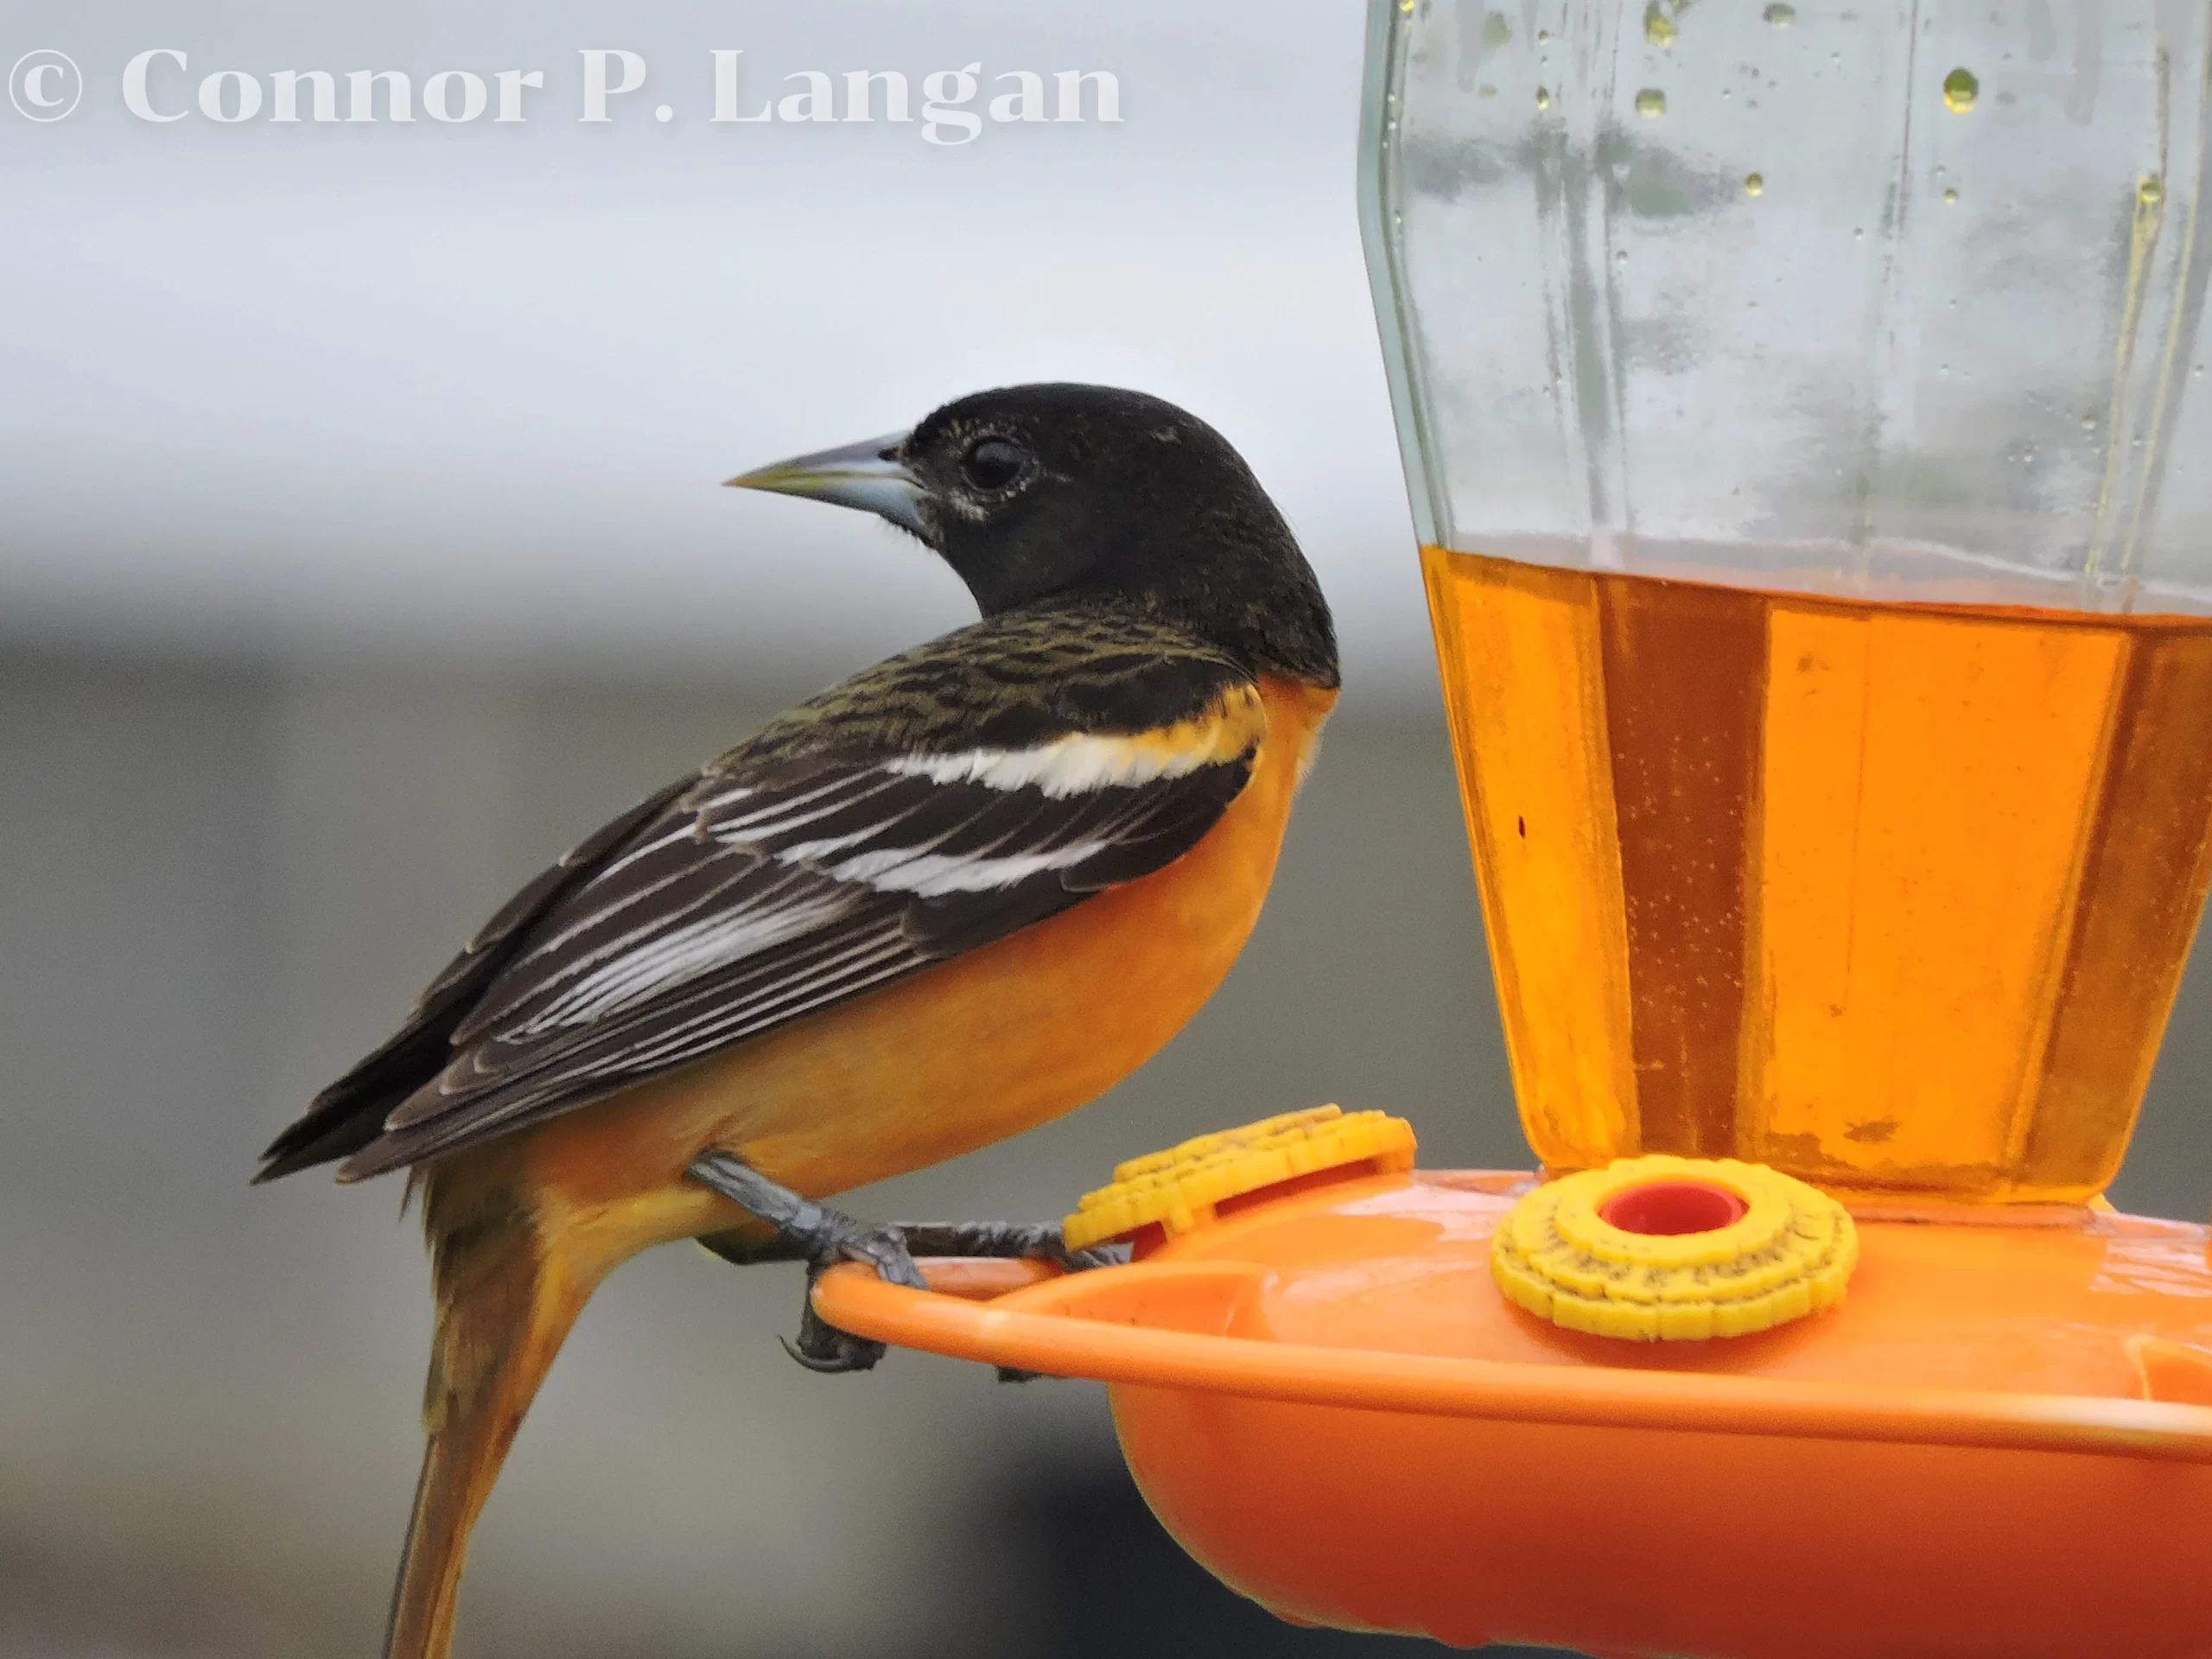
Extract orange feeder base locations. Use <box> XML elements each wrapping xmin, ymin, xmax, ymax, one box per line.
<box><xmin>813</xmin><ymin>1166</ymin><xmax>2212</xmax><ymax>1659</ymax></box>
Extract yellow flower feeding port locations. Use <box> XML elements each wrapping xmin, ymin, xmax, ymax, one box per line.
<box><xmin>1060</xmin><ymin>1107</ymin><xmax>1418</xmax><ymax>1250</ymax></box>
<box><xmin>1489</xmin><ymin>1156</ymin><xmax>1857</xmax><ymax>1342</ymax></box>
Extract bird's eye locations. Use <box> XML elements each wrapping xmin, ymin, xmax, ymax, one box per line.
<box><xmin>959</xmin><ymin>436</ymin><xmax>1029</xmax><ymax>493</ymax></box>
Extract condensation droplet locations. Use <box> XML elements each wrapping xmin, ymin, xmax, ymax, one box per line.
<box><xmin>1615</xmin><ymin>248</ymin><xmax>1630</xmax><ymax>263</ymax></box>
<box><xmin>2140</xmin><ymin>175</ymin><xmax>2166</xmax><ymax>207</ymax></box>
<box><xmin>1943</xmin><ymin>67</ymin><xmax>1979</xmax><ymax>111</ymax></box>
<box><xmin>1535</xmin><ymin>86</ymin><xmax>1552</xmax><ymax>110</ymax></box>
<box><xmin>1537</xmin><ymin>29</ymin><xmax>1553</xmax><ymax>43</ymax></box>
<box><xmin>1645</xmin><ymin>1</ymin><xmax>1677</xmax><ymax>47</ymax></box>
<box><xmin>2081</xmin><ymin>414</ymin><xmax>2099</xmax><ymax>430</ymax></box>
<box><xmin>1943</xmin><ymin>187</ymin><xmax>1959</xmax><ymax>205</ymax></box>
<box><xmin>1636</xmin><ymin>87</ymin><xmax>1668</xmax><ymax>116</ymax></box>
<box><xmin>1744</xmin><ymin>172</ymin><xmax>1765</xmax><ymax>196</ymax></box>
<box><xmin>1477</xmin><ymin>83</ymin><xmax>1498</xmax><ymax>98</ymax></box>
<box><xmin>1764</xmin><ymin>3</ymin><xmax>1796</xmax><ymax>22</ymax></box>
<box><xmin>1483</xmin><ymin>12</ymin><xmax>1513</xmax><ymax>48</ymax></box>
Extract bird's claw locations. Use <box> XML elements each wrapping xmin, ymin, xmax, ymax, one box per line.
<box><xmin>766</xmin><ymin>1221</ymin><xmax>925</xmax><ymax>1375</ymax></box>
<box><xmin>781</xmin><ymin>1290</ymin><xmax>890</xmax><ymax>1374</ymax></box>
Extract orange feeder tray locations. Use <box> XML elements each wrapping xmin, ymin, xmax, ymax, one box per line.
<box><xmin>814</xmin><ymin>1109</ymin><xmax>2212</xmax><ymax>1659</ymax></box>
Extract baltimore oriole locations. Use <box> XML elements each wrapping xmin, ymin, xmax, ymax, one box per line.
<box><xmin>255</xmin><ymin>383</ymin><xmax>1339</xmax><ymax>1659</ymax></box>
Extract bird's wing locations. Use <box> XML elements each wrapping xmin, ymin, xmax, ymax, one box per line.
<box><xmin>312</xmin><ymin>631</ymin><xmax>1267</xmax><ymax>1181</ymax></box>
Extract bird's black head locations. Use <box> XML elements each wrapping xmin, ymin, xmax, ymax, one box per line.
<box><xmin>728</xmin><ymin>384</ymin><xmax>1338</xmax><ymax>687</ymax></box>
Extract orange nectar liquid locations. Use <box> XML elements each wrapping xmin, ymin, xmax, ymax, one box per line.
<box><xmin>1423</xmin><ymin>544</ymin><xmax>2212</xmax><ymax>1203</ymax></box>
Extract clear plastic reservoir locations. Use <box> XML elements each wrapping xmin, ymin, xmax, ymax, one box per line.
<box><xmin>1361</xmin><ymin>0</ymin><xmax>2212</xmax><ymax>1201</ymax></box>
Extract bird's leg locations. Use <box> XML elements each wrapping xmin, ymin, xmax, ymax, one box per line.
<box><xmin>686</xmin><ymin>1154</ymin><xmax>1122</xmax><ymax>1376</ymax></box>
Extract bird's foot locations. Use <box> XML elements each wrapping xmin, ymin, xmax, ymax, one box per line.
<box><xmin>782</xmin><ymin>1264</ymin><xmax>898</xmax><ymax>1375</ymax></box>
<box><xmin>689</xmin><ymin>1152</ymin><xmax>921</xmax><ymax>1374</ymax></box>
<box><xmin>686</xmin><ymin>1153</ymin><xmax>1121</xmax><ymax>1376</ymax></box>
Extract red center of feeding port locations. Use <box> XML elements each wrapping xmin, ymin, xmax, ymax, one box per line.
<box><xmin>1598</xmin><ymin>1180</ymin><xmax>1749</xmax><ymax>1236</ymax></box>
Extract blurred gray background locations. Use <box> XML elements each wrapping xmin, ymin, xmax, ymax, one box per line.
<box><xmin>2</xmin><ymin>3</ymin><xmax>2208</xmax><ymax>1657</ymax></box>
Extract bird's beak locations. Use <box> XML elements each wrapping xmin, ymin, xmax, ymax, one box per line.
<box><xmin>723</xmin><ymin>430</ymin><xmax>926</xmax><ymax>539</ymax></box>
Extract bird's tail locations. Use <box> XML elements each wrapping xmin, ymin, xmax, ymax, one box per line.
<box><xmin>385</xmin><ymin>1169</ymin><xmax>593</xmax><ymax>1659</ymax></box>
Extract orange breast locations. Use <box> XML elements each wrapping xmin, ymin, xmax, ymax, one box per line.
<box><xmin>524</xmin><ymin>675</ymin><xmax>1338</xmax><ymax>1273</ymax></box>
